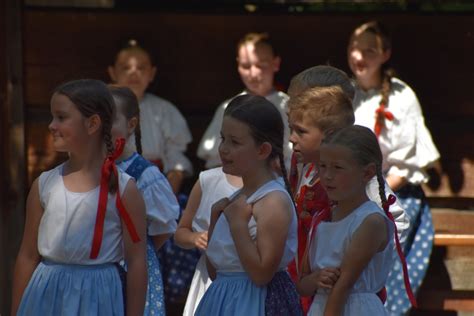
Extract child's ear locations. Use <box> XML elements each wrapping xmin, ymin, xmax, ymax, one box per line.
<box><xmin>128</xmin><ymin>117</ymin><xmax>138</xmax><ymax>134</ymax></box>
<box><xmin>272</xmin><ymin>56</ymin><xmax>281</xmax><ymax>72</ymax></box>
<box><xmin>258</xmin><ymin>142</ymin><xmax>273</xmax><ymax>160</ymax></box>
<box><xmin>108</xmin><ymin>66</ymin><xmax>117</xmax><ymax>82</ymax></box>
<box><xmin>382</xmin><ymin>49</ymin><xmax>392</xmax><ymax>64</ymax></box>
<box><xmin>363</xmin><ymin>162</ymin><xmax>377</xmax><ymax>182</ymax></box>
<box><xmin>150</xmin><ymin>66</ymin><xmax>157</xmax><ymax>82</ymax></box>
<box><xmin>86</xmin><ymin>114</ymin><xmax>102</xmax><ymax>135</ymax></box>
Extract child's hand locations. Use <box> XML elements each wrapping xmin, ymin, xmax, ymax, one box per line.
<box><xmin>193</xmin><ymin>231</ymin><xmax>208</xmax><ymax>251</ymax></box>
<box><xmin>313</xmin><ymin>267</ymin><xmax>341</xmax><ymax>289</ymax></box>
<box><xmin>223</xmin><ymin>194</ymin><xmax>252</xmax><ymax>224</ymax></box>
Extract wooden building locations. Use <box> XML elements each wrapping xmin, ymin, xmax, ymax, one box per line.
<box><xmin>1</xmin><ymin>1</ymin><xmax>473</xmax><ymax>314</ymax></box>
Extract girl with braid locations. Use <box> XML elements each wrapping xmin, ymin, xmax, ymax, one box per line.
<box><xmin>109</xmin><ymin>85</ymin><xmax>180</xmax><ymax>316</ymax></box>
<box><xmin>348</xmin><ymin>21</ymin><xmax>439</xmax><ymax>314</ymax></box>
<box><xmin>195</xmin><ymin>95</ymin><xmax>302</xmax><ymax>315</ymax></box>
<box><xmin>298</xmin><ymin>125</ymin><xmax>414</xmax><ymax>315</ymax></box>
<box><xmin>12</xmin><ymin>79</ymin><xmax>147</xmax><ymax>316</ymax></box>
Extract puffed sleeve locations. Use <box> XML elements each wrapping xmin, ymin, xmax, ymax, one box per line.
<box><xmin>366</xmin><ymin>176</ymin><xmax>410</xmax><ymax>247</ymax></box>
<box><xmin>384</xmin><ymin>83</ymin><xmax>439</xmax><ymax>184</ymax></box>
<box><xmin>196</xmin><ymin>100</ymin><xmax>229</xmax><ymax>169</ymax></box>
<box><xmin>137</xmin><ymin>166</ymin><xmax>180</xmax><ymax>235</ymax></box>
<box><xmin>160</xmin><ymin>102</ymin><xmax>194</xmax><ymax>176</ymax></box>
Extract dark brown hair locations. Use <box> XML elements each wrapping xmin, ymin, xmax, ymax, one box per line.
<box><xmin>236</xmin><ymin>32</ymin><xmax>277</xmax><ymax>57</ymax></box>
<box><xmin>108</xmin><ymin>85</ymin><xmax>143</xmax><ymax>155</ymax></box>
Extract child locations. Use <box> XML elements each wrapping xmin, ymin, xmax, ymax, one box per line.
<box><xmin>195</xmin><ymin>95</ymin><xmax>302</xmax><ymax>315</ymax></box>
<box><xmin>298</xmin><ymin>125</ymin><xmax>397</xmax><ymax>315</ymax></box>
<box><xmin>174</xmin><ymin>168</ymin><xmax>242</xmax><ymax>316</ymax></box>
<box><xmin>11</xmin><ymin>79</ymin><xmax>147</xmax><ymax>315</ymax></box>
<box><xmin>108</xmin><ymin>39</ymin><xmax>193</xmax><ymax>193</ymax></box>
<box><xmin>109</xmin><ymin>85</ymin><xmax>180</xmax><ymax>316</ymax></box>
<box><xmin>347</xmin><ymin>21</ymin><xmax>440</xmax><ymax>314</ymax></box>
<box><xmin>286</xmin><ymin>78</ymin><xmax>409</xmax><ymax>312</ymax></box>
<box><xmin>197</xmin><ymin>32</ymin><xmax>292</xmax><ymax>169</ymax></box>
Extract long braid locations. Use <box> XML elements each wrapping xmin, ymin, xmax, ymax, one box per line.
<box><xmin>134</xmin><ymin>115</ymin><xmax>143</xmax><ymax>155</ymax></box>
<box><xmin>376</xmin><ymin>164</ymin><xmax>387</xmax><ymax>207</ymax></box>
<box><xmin>380</xmin><ymin>67</ymin><xmax>395</xmax><ymax>108</ymax></box>
<box><xmin>103</xmin><ymin>115</ymin><xmax>118</xmax><ymax>194</ymax></box>
<box><xmin>278</xmin><ymin>153</ymin><xmax>296</xmax><ymax>211</ymax></box>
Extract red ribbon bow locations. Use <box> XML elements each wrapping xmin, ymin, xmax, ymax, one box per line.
<box><xmin>90</xmin><ymin>137</ymin><xmax>141</xmax><ymax>259</ymax></box>
<box><xmin>382</xmin><ymin>194</ymin><xmax>418</xmax><ymax>308</ymax></box>
<box><xmin>374</xmin><ymin>103</ymin><xmax>394</xmax><ymax>137</ymax></box>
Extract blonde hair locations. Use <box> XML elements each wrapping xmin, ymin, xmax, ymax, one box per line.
<box><xmin>288</xmin><ymin>85</ymin><xmax>354</xmax><ymax>134</ymax></box>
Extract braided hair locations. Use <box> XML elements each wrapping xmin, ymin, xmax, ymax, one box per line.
<box><xmin>54</xmin><ymin>79</ymin><xmax>118</xmax><ymax>193</ymax></box>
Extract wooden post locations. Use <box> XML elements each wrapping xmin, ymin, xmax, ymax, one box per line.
<box><xmin>0</xmin><ymin>0</ymin><xmax>25</xmax><ymax>314</ymax></box>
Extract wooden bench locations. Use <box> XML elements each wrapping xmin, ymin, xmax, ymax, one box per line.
<box><xmin>415</xmin><ymin>162</ymin><xmax>474</xmax><ymax>314</ymax></box>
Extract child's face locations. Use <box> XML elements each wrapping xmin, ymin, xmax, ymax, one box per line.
<box><xmin>111</xmin><ymin>106</ymin><xmax>134</xmax><ymax>142</ymax></box>
<box><xmin>219</xmin><ymin>116</ymin><xmax>264</xmax><ymax>176</ymax></box>
<box><xmin>49</xmin><ymin>93</ymin><xmax>89</xmax><ymax>153</ymax></box>
<box><xmin>347</xmin><ymin>32</ymin><xmax>390</xmax><ymax>83</ymax></box>
<box><xmin>237</xmin><ymin>43</ymin><xmax>280</xmax><ymax>97</ymax></box>
<box><xmin>108</xmin><ymin>49</ymin><xmax>156</xmax><ymax>100</ymax></box>
<box><xmin>319</xmin><ymin>144</ymin><xmax>368</xmax><ymax>202</ymax></box>
<box><xmin>289</xmin><ymin>114</ymin><xmax>324</xmax><ymax>164</ymax></box>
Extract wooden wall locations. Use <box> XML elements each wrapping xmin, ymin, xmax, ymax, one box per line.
<box><xmin>23</xmin><ymin>9</ymin><xmax>474</xmax><ymax>199</ymax></box>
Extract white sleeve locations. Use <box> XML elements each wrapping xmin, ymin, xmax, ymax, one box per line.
<box><xmin>196</xmin><ymin>101</ymin><xmax>228</xmax><ymax>169</ymax></box>
<box><xmin>138</xmin><ymin>166</ymin><xmax>180</xmax><ymax>235</ymax></box>
<box><xmin>160</xmin><ymin>103</ymin><xmax>194</xmax><ymax>176</ymax></box>
<box><xmin>366</xmin><ymin>176</ymin><xmax>410</xmax><ymax>247</ymax></box>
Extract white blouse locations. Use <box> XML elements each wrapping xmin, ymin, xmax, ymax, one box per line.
<box><xmin>206</xmin><ymin>179</ymin><xmax>297</xmax><ymax>273</ymax></box>
<box><xmin>117</xmin><ymin>152</ymin><xmax>180</xmax><ymax>235</ymax></box>
<box><xmin>129</xmin><ymin>93</ymin><xmax>193</xmax><ymax>176</ymax></box>
<box><xmin>197</xmin><ymin>90</ymin><xmax>292</xmax><ymax>169</ymax></box>
<box><xmin>353</xmin><ymin>78</ymin><xmax>440</xmax><ymax>184</ymax></box>
<box><xmin>38</xmin><ymin>163</ymin><xmax>131</xmax><ymax>264</ymax></box>
<box><xmin>192</xmin><ymin>167</ymin><xmax>240</xmax><ymax>233</ymax></box>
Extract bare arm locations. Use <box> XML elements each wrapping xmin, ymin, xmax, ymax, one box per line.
<box><xmin>174</xmin><ymin>180</ymin><xmax>208</xmax><ymax>250</ymax></box>
<box><xmin>11</xmin><ymin>178</ymin><xmax>42</xmax><ymax>316</ymax></box>
<box><xmin>324</xmin><ymin>214</ymin><xmax>388</xmax><ymax>316</ymax></box>
<box><xmin>226</xmin><ymin>192</ymin><xmax>291</xmax><ymax>286</ymax></box>
<box><xmin>386</xmin><ymin>174</ymin><xmax>408</xmax><ymax>192</ymax></box>
<box><xmin>122</xmin><ymin>180</ymin><xmax>148</xmax><ymax>316</ymax></box>
<box><xmin>296</xmin><ymin>245</ymin><xmax>340</xmax><ymax>297</ymax></box>
<box><xmin>167</xmin><ymin>170</ymin><xmax>184</xmax><ymax>194</ymax></box>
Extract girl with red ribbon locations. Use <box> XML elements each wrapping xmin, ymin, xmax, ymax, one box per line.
<box><xmin>348</xmin><ymin>21</ymin><xmax>440</xmax><ymax>314</ymax></box>
<box><xmin>12</xmin><ymin>79</ymin><xmax>147</xmax><ymax>316</ymax></box>
<box><xmin>297</xmin><ymin>125</ymin><xmax>416</xmax><ymax>315</ymax></box>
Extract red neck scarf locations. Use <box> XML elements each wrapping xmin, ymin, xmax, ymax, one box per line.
<box><xmin>90</xmin><ymin>138</ymin><xmax>141</xmax><ymax>259</ymax></box>
<box><xmin>374</xmin><ymin>102</ymin><xmax>394</xmax><ymax>137</ymax></box>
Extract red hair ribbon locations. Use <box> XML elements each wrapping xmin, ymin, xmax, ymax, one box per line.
<box><xmin>374</xmin><ymin>102</ymin><xmax>394</xmax><ymax>137</ymax></box>
<box><xmin>90</xmin><ymin>137</ymin><xmax>141</xmax><ymax>259</ymax></box>
<box><xmin>382</xmin><ymin>194</ymin><xmax>418</xmax><ymax>308</ymax></box>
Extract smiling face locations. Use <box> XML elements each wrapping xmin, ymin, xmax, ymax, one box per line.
<box><xmin>219</xmin><ymin>116</ymin><xmax>266</xmax><ymax>176</ymax></box>
<box><xmin>288</xmin><ymin>114</ymin><xmax>324</xmax><ymax>164</ymax></box>
<box><xmin>319</xmin><ymin>143</ymin><xmax>369</xmax><ymax>203</ymax></box>
<box><xmin>347</xmin><ymin>31</ymin><xmax>390</xmax><ymax>85</ymax></box>
<box><xmin>237</xmin><ymin>43</ymin><xmax>280</xmax><ymax>97</ymax></box>
<box><xmin>108</xmin><ymin>48</ymin><xmax>156</xmax><ymax>100</ymax></box>
<box><xmin>48</xmin><ymin>93</ymin><xmax>90</xmax><ymax>153</ymax></box>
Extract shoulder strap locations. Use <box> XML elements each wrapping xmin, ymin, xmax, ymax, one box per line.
<box><xmin>125</xmin><ymin>154</ymin><xmax>153</xmax><ymax>181</ymax></box>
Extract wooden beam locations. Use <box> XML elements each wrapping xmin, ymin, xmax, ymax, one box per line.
<box><xmin>0</xmin><ymin>0</ymin><xmax>25</xmax><ymax>314</ymax></box>
<box><xmin>434</xmin><ymin>234</ymin><xmax>474</xmax><ymax>247</ymax></box>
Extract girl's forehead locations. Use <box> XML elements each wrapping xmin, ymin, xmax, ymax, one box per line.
<box><xmin>115</xmin><ymin>48</ymin><xmax>152</xmax><ymax>65</ymax></box>
<box><xmin>222</xmin><ymin>116</ymin><xmax>252</xmax><ymax>136</ymax></box>
<box><xmin>350</xmin><ymin>32</ymin><xmax>383</xmax><ymax>50</ymax></box>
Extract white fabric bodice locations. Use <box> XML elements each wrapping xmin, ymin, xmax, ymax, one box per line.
<box><xmin>128</xmin><ymin>93</ymin><xmax>193</xmax><ymax>175</ymax></box>
<box><xmin>38</xmin><ymin>163</ymin><xmax>132</xmax><ymax>264</ymax></box>
<box><xmin>353</xmin><ymin>78</ymin><xmax>440</xmax><ymax>184</ymax></box>
<box><xmin>192</xmin><ymin>167</ymin><xmax>240</xmax><ymax>233</ymax></box>
<box><xmin>117</xmin><ymin>152</ymin><xmax>179</xmax><ymax>235</ymax></box>
<box><xmin>206</xmin><ymin>179</ymin><xmax>297</xmax><ymax>272</ymax></box>
<box><xmin>309</xmin><ymin>201</ymin><xmax>395</xmax><ymax>293</ymax></box>
<box><xmin>197</xmin><ymin>90</ymin><xmax>292</xmax><ymax>169</ymax></box>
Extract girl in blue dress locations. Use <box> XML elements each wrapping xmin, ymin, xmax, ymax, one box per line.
<box><xmin>109</xmin><ymin>85</ymin><xmax>181</xmax><ymax>315</ymax></box>
<box><xmin>195</xmin><ymin>95</ymin><xmax>302</xmax><ymax>315</ymax></box>
<box><xmin>12</xmin><ymin>79</ymin><xmax>147</xmax><ymax>316</ymax></box>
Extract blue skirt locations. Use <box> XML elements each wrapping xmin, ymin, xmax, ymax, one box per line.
<box><xmin>145</xmin><ymin>238</ymin><xmax>165</xmax><ymax>316</ymax></box>
<box><xmin>18</xmin><ymin>260</ymin><xmax>124</xmax><ymax>316</ymax></box>
<box><xmin>385</xmin><ymin>185</ymin><xmax>434</xmax><ymax>315</ymax></box>
<box><xmin>195</xmin><ymin>272</ymin><xmax>266</xmax><ymax>316</ymax></box>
